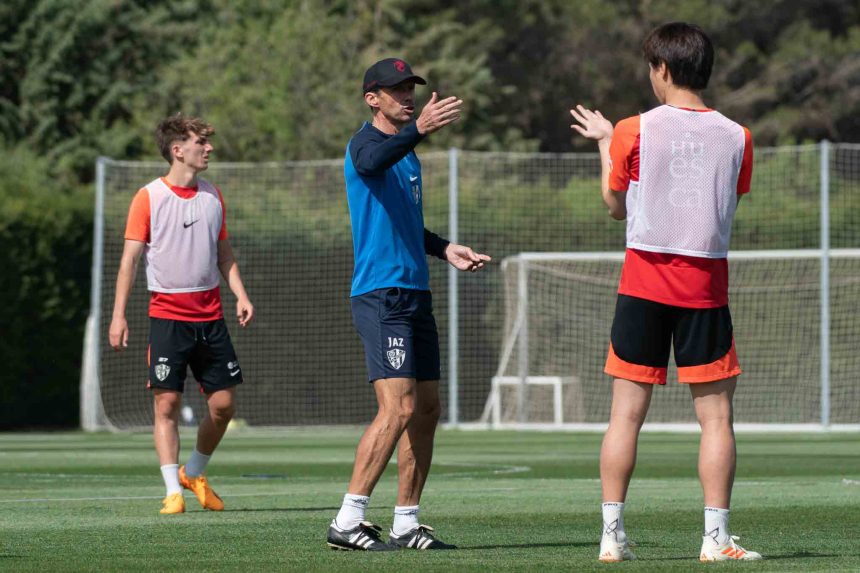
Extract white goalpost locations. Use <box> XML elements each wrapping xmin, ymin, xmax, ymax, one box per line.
<box><xmin>478</xmin><ymin>250</ymin><xmax>860</xmax><ymax>431</ymax></box>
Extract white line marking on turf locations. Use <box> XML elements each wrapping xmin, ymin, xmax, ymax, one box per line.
<box><xmin>433</xmin><ymin>462</ymin><xmax>532</xmax><ymax>477</ymax></box>
<box><xmin>1</xmin><ymin>473</ymin><xmax>123</xmax><ymax>480</ymax></box>
<box><xmin>0</xmin><ymin>491</ymin><xmax>294</xmax><ymax>504</ymax></box>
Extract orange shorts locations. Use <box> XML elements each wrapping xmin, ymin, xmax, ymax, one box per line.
<box><xmin>604</xmin><ymin>295</ymin><xmax>741</xmax><ymax>385</ymax></box>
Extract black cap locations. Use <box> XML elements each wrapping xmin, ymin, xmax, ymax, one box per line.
<box><xmin>362</xmin><ymin>58</ymin><xmax>427</xmax><ymax>93</ymax></box>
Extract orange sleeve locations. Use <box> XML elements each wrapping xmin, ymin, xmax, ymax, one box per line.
<box><xmin>737</xmin><ymin>127</ymin><xmax>754</xmax><ymax>195</ymax></box>
<box><xmin>124</xmin><ymin>188</ymin><xmax>150</xmax><ymax>242</ymax></box>
<box><xmin>215</xmin><ymin>186</ymin><xmax>228</xmax><ymax>240</ymax></box>
<box><xmin>609</xmin><ymin>115</ymin><xmax>640</xmax><ymax>192</ymax></box>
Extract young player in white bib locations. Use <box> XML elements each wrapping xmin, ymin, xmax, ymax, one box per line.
<box><xmin>570</xmin><ymin>22</ymin><xmax>762</xmax><ymax>562</ymax></box>
<box><xmin>109</xmin><ymin>114</ymin><xmax>254</xmax><ymax>515</ymax></box>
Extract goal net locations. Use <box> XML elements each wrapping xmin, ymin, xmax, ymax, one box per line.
<box><xmin>482</xmin><ymin>250</ymin><xmax>860</xmax><ymax>429</ymax></box>
<box><xmin>81</xmin><ymin>143</ymin><xmax>860</xmax><ymax>431</ymax></box>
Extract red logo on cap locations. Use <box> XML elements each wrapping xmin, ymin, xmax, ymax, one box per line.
<box><xmin>394</xmin><ymin>60</ymin><xmax>406</xmax><ymax>72</ymax></box>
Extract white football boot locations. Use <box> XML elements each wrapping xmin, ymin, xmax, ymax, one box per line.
<box><xmin>598</xmin><ymin>533</ymin><xmax>637</xmax><ymax>562</ymax></box>
<box><xmin>699</xmin><ymin>534</ymin><xmax>762</xmax><ymax>562</ymax></box>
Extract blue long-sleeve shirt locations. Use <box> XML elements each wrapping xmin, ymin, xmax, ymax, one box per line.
<box><xmin>345</xmin><ymin>121</ymin><xmax>448</xmax><ymax>297</ymax></box>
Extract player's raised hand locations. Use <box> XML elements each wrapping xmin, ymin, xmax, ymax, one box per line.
<box><xmin>445</xmin><ymin>243</ymin><xmax>491</xmax><ymax>273</ymax></box>
<box><xmin>416</xmin><ymin>92</ymin><xmax>463</xmax><ymax>135</ymax></box>
<box><xmin>570</xmin><ymin>104</ymin><xmax>614</xmax><ymax>143</ymax></box>
<box><xmin>237</xmin><ymin>298</ymin><xmax>254</xmax><ymax>328</ymax></box>
<box><xmin>109</xmin><ymin>316</ymin><xmax>129</xmax><ymax>351</ymax></box>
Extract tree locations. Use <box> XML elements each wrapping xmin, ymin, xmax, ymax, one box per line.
<box><xmin>2</xmin><ymin>0</ymin><xmax>203</xmax><ymax>179</ymax></box>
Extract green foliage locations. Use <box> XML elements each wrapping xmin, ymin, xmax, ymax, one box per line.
<box><xmin>123</xmin><ymin>0</ymin><xmax>536</xmax><ymax>161</ymax></box>
<box><xmin>704</xmin><ymin>2</ymin><xmax>860</xmax><ymax>144</ymax></box>
<box><xmin>2</xmin><ymin>0</ymin><xmax>858</xmax><ymax>164</ymax></box>
<box><xmin>3</xmin><ymin>0</ymin><xmax>202</xmax><ymax>179</ymax></box>
<box><xmin>0</xmin><ymin>147</ymin><xmax>92</xmax><ymax>428</ymax></box>
<box><xmin>151</xmin><ymin>2</ymin><xmax>369</xmax><ymax>161</ymax></box>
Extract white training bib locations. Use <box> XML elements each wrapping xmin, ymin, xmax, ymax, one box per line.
<box><xmin>144</xmin><ymin>177</ymin><xmax>222</xmax><ymax>293</ymax></box>
<box><xmin>626</xmin><ymin>105</ymin><xmax>746</xmax><ymax>258</ymax></box>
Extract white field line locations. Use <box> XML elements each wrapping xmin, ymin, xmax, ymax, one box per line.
<box><xmin>1</xmin><ymin>462</ymin><xmax>534</xmax><ymax>483</ymax></box>
<box><xmin>1</xmin><ymin>473</ymin><xmax>132</xmax><ymax>479</ymax></box>
<box><xmin>0</xmin><ymin>471</ymin><xmax>844</xmax><ymax>504</ymax></box>
<box><xmin>0</xmin><ymin>491</ymin><xmax>294</xmax><ymax>504</ymax></box>
<box><xmin>433</xmin><ymin>462</ymin><xmax>532</xmax><ymax>478</ymax></box>
<box><xmin>0</xmin><ymin>463</ymin><xmax>533</xmax><ymax>503</ymax></box>
<box><xmin>0</xmin><ymin>478</ymin><xmax>840</xmax><ymax>504</ymax></box>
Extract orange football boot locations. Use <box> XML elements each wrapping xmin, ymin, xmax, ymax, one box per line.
<box><xmin>179</xmin><ymin>466</ymin><xmax>224</xmax><ymax>511</ymax></box>
<box><xmin>159</xmin><ymin>492</ymin><xmax>185</xmax><ymax>515</ymax></box>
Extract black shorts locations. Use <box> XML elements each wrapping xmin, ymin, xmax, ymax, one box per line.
<box><xmin>350</xmin><ymin>287</ymin><xmax>441</xmax><ymax>383</ymax></box>
<box><xmin>604</xmin><ymin>294</ymin><xmax>741</xmax><ymax>385</ymax></box>
<box><xmin>147</xmin><ymin>318</ymin><xmax>243</xmax><ymax>393</ymax></box>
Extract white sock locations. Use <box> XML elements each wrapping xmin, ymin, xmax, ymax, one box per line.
<box><xmin>160</xmin><ymin>464</ymin><xmax>182</xmax><ymax>496</ymax></box>
<box><xmin>334</xmin><ymin>493</ymin><xmax>369</xmax><ymax>530</ymax></box>
<box><xmin>704</xmin><ymin>507</ymin><xmax>731</xmax><ymax>545</ymax></box>
<box><xmin>392</xmin><ymin>505</ymin><xmax>420</xmax><ymax>536</ymax></box>
<box><xmin>602</xmin><ymin>502</ymin><xmax>626</xmax><ymax>542</ymax></box>
<box><xmin>184</xmin><ymin>449</ymin><xmax>211</xmax><ymax>477</ymax></box>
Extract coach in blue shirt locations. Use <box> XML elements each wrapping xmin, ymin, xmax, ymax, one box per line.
<box><xmin>327</xmin><ymin>58</ymin><xmax>490</xmax><ymax>552</ymax></box>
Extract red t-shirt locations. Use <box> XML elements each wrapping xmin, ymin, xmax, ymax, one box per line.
<box><xmin>609</xmin><ymin>109</ymin><xmax>754</xmax><ymax>308</ymax></box>
<box><xmin>124</xmin><ymin>178</ymin><xmax>228</xmax><ymax>321</ymax></box>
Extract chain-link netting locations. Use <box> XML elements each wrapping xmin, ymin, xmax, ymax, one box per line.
<box><xmin>829</xmin><ymin>144</ymin><xmax>860</xmax><ymax>424</ymax></box>
<box><xmin>92</xmin><ymin>143</ymin><xmax>860</xmax><ymax>428</ymax></box>
<box><xmin>98</xmin><ymin>156</ymin><xmax>450</xmax><ymax>428</ymax></box>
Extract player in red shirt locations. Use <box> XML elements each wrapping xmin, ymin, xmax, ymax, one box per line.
<box><xmin>571</xmin><ymin>23</ymin><xmax>761</xmax><ymax>562</ymax></box>
<box><xmin>109</xmin><ymin>114</ymin><xmax>254</xmax><ymax>515</ymax></box>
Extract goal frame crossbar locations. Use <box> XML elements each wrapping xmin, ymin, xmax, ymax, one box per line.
<box><xmin>480</xmin><ymin>249</ymin><xmax>860</xmax><ymax>432</ymax></box>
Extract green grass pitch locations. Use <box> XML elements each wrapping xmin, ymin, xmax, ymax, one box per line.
<box><xmin>0</xmin><ymin>429</ymin><xmax>858</xmax><ymax>572</ymax></box>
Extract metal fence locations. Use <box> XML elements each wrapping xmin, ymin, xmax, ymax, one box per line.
<box><xmin>81</xmin><ymin>142</ymin><xmax>860</xmax><ymax>430</ymax></box>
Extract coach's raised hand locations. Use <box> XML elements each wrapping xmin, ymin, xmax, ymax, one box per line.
<box><xmin>416</xmin><ymin>92</ymin><xmax>463</xmax><ymax>135</ymax></box>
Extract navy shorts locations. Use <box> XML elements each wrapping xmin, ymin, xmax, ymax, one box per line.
<box><xmin>350</xmin><ymin>287</ymin><xmax>441</xmax><ymax>383</ymax></box>
<box><xmin>147</xmin><ymin>318</ymin><xmax>243</xmax><ymax>394</ymax></box>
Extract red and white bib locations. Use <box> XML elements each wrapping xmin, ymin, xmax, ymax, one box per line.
<box><xmin>626</xmin><ymin>105</ymin><xmax>746</xmax><ymax>259</ymax></box>
<box><xmin>144</xmin><ymin>177</ymin><xmax>222</xmax><ymax>293</ymax></box>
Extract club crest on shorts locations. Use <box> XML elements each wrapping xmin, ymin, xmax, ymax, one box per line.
<box><xmin>155</xmin><ymin>363</ymin><xmax>170</xmax><ymax>382</ymax></box>
<box><xmin>387</xmin><ymin>348</ymin><xmax>406</xmax><ymax>370</ymax></box>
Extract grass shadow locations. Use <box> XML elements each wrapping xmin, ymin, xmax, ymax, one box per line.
<box><xmin>764</xmin><ymin>551</ymin><xmax>847</xmax><ymax>560</ymax></box>
<box><xmin>462</xmin><ymin>541</ymin><xmax>596</xmax><ymax>550</ymax></box>
<box><xmin>219</xmin><ymin>506</ymin><xmax>339</xmax><ymax>513</ymax></box>
<box><xmin>651</xmin><ymin>551</ymin><xmax>843</xmax><ymax>562</ymax></box>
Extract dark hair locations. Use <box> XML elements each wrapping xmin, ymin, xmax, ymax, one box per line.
<box><xmin>642</xmin><ymin>22</ymin><xmax>714</xmax><ymax>90</ymax></box>
<box><xmin>155</xmin><ymin>113</ymin><xmax>214</xmax><ymax>163</ymax></box>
